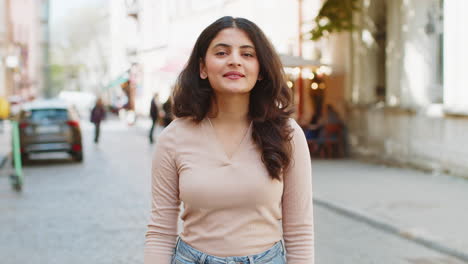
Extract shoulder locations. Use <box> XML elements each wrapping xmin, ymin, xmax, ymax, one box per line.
<box><xmin>157</xmin><ymin>117</ymin><xmax>199</xmax><ymax>142</ymax></box>
<box><xmin>287</xmin><ymin>118</ymin><xmax>308</xmax><ymax>147</ymax></box>
<box><xmin>287</xmin><ymin>118</ymin><xmax>304</xmax><ymax>137</ymax></box>
<box><xmin>155</xmin><ymin>117</ymin><xmax>201</xmax><ymax>161</ymax></box>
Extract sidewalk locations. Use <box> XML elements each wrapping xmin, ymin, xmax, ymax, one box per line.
<box><xmin>0</xmin><ymin>120</ymin><xmax>11</xmax><ymax>169</ymax></box>
<box><xmin>312</xmin><ymin>159</ymin><xmax>468</xmax><ymax>263</ymax></box>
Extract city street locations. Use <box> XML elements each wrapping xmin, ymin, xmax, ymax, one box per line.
<box><xmin>0</xmin><ymin>118</ymin><xmax>465</xmax><ymax>264</ymax></box>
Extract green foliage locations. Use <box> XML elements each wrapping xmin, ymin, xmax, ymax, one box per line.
<box><xmin>49</xmin><ymin>64</ymin><xmax>83</xmax><ymax>96</ymax></box>
<box><xmin>49</xmin><ymin>64</ymin><xmax>66</xmax><ymax>96</ymax></box>
<box><xmin>309</xmin><ymin>0</ymin><xmax>361</xmax><ymax>41</ymax></box>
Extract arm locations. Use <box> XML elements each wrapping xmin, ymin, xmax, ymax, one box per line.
<box><xmin>282</xmin><ymin>119</ymin><xmax>315</xmax><ymax>263</ymax></box>
<box><xmin>144</xmin><ymin>129</ymin><xmax>180</xmax><ymax>264</ymax></box>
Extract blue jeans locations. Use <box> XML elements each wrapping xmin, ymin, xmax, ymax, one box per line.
<box><xmin>171</xmin><ymin>237</ymin><xmax>287</xmax><ymax>264</ymax></box>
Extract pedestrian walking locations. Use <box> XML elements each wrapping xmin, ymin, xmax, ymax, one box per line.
<box><xmin>90</xmin><ymin>98</ymin><xmax>106</xmax><ymax>143</ymax></box>
<box><xmin>161</xmin><ymin>97</ymin><xmax>173</xmax><ymax>127</ymax></box>
<box><xmin>144</xmin><ymin>16</ymin><xmax>314</xmax><ymax>264</ymax></box>
<box><xmin>149</xmin><ymin>93</ymin><xmax>159</xmax><ymax>144</ymax></box>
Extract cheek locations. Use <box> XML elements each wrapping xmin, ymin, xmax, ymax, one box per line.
<box><xmin>205</xmin><ymin>60</ymin><xmax>223</xmax><ymax>76</ymax></box>
<box><xmin>251</xmin><ymin>61</ymin><xmax>260</xmax><ymax>75</ymax></box>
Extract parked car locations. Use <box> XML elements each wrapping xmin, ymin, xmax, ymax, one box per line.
<box><xmin>18</xmin><ymin>99</ymin><xmax>83</xmax><ymax>163</ymax></box>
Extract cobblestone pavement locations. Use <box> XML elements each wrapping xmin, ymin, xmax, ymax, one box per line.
<box><xmin>0</xmin><ymin>118</ymin><xmax>465</xmax><ymax>264</ymax></box>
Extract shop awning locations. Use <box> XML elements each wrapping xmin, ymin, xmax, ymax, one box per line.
<box><xmin>104</xmin><ymin>72</ymin><xmax>129</xmax><ymax>90</ymax></box>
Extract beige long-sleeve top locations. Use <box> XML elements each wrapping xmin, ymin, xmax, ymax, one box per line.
<box><xmin>144</xmin><ymin>117</ymin><xmax>314</xmax><ymax>264</ymax></box>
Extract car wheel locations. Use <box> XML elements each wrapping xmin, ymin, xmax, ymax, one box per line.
<box><xmin>12</xmin><ymin>154</ymin><xmax>28</xmax><ymax>166</ymax></box>
<box><xmin>19</xmin><ymin>154</ymin><xmax>29</xmax><ymax>166</ymax></box>
<box><xmin>73</xmin><ymin>152</ymin><xmax>83</xmax><ymax>162</ymax></box>
<box><xmin>22</xmin><ymin>154</ymin><xmax>29</xmax><ymax>164</ymax></box>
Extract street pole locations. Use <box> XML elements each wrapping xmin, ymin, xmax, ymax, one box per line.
<box><xmin>42</xmin><ymin>0</ymin><xmax>51</xmax><ymax>98</ymax></box>
<box><xmin>10</xmin><ymin>121</ymin><xmax>23</xmax><ymax>191</ymax></box>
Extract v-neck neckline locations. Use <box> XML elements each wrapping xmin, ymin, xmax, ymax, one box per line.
<box><xmin>205</xmin><ymin>118</ymin><xmax>252</xmax><ymax>162</ymax></box>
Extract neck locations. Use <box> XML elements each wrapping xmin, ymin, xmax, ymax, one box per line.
<box><xmin>209</xmin><ymin>93</ymin><xmax>250</xmax><ymax>124</ymax></box>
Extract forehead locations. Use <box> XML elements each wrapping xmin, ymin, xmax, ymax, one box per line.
<box><xmin>209</xmin><ymin>28</ymin><xmax>255</xmax><ymax>48</ymax></box>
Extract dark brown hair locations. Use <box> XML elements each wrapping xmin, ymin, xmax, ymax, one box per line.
<box><xmin>172</xmin><ymin>16</ymin><xmax>294</xmax><ymax>180</ymax></box>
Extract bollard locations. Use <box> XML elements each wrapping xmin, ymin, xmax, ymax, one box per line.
<box><xmin>10</xmin><ymin>121</ymin><xmax>23</xmax><ymax>191</ymax></box>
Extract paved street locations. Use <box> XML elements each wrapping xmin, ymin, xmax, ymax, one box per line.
<box><xmin>0</xmin><ymin>117</ymin><xmax>465</xmax><ymax>263</ymax></box>
<box><xmin>0</xmin><ymin>119</ymin><xmax>154</xmax><ymax>264</ymax></box>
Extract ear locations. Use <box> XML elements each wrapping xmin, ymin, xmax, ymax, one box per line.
<box><xmin>200</xmin><ymin>59</ymin><xmax>208</xmax><ymax>79</ymax></box>
<box><xmin>258</xmin><ymin>74</ymin><xmax>263</xmax><ymax>81</ymax></box>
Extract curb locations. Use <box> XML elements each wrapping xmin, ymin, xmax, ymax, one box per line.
<box><xmin>313</xmin><ymin>195</ymin><xmax>468</xmax><ymax>263</ymax></box>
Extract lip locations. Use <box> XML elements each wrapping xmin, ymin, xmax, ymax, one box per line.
<box><xmin>223</xmin><ymin>71</ymin><xmax>245</xmax><ymax>79</ymax></box>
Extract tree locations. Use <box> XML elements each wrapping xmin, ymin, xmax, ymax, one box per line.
<box><xmin>50</xmin><ymin>4</ymin><xmax>109</xmax><ymax>96</ymax></box>
<box><xmin>309</xmin><ymin>0</ymin><xmax>361</xmax><ymax>41</ymax></box>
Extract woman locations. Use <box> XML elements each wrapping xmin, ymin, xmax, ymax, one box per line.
<box><xmin>145</xmin><ymin>16</ymin><xmax>314</xmax><ymax>264</ymax></box>
<box><xmin>90</xmin><ymin>97</ymin><xmax>106</xmax><ymax>143</ymax></box>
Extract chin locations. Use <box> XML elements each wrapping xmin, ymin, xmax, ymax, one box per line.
<box><xmin>222</xmin><ymin>87</ymin><xmax>253</xmax><ymax>94</ymax></box>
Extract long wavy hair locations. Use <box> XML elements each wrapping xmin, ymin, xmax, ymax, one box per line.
<box><xmin>172</xmin><ymin>16</ymin><xmax>294</xmax><ymax>180</ymax></box>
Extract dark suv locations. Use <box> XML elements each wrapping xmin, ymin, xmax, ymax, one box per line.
<box><xmin>18</xmin><ymin>100</ymin><xmax>83</xmax><ymax>162</ymax></box>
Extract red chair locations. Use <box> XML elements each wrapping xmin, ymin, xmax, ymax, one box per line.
<box><xmin>322</xmin><ymin>123</ymin><xmax>345</xmax><ymax>158</ymax></box>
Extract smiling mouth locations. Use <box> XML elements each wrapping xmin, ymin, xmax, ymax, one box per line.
<box><xmin>223</xmin><ymin>72</ymin><xmax>245</xmax><ymax>79</ymax></box>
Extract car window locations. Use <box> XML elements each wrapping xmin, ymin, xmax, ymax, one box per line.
<box><xmin>29</xmin><ymin>109</ymin><xmax>68</xmax><ymax>122</ymax></box>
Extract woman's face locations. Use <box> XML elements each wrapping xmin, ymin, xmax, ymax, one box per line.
<box><xmin>200</xmin><ymin>28</ymin><xmax>261</xmax><ymax>96</ymax></box>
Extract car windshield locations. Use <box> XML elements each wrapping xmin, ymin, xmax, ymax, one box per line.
<box><xmin>29</xmin><ymin>109</ymin><xmax>68</xmax><ymax>122</ymax></box>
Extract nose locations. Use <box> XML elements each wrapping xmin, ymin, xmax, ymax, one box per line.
<box><xmin>228</xmin><ymin>53</ymin><xmax>242</xmax><ymax>67</ymax></box>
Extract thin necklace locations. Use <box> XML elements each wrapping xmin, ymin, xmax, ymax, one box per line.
<box><xmin>208</xmin><ymin>118</ymin><xmax>252</xmax><ymax>159</ymax></box>
<box><xmin>207</xmin><ymin>117</ymin><xmax>214</xmax><ymax>128</ymax></box>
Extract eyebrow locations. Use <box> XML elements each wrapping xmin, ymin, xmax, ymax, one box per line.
<box><xmin>212</xmin><ymin>43</ymin><xmax>255</xmax><ymax>50</ymax></box>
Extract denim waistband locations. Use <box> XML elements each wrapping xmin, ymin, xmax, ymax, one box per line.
<box><xmin>172</xmin><ymin>237</ymin><xmax>286</xmax><ymax>264</ymax></box>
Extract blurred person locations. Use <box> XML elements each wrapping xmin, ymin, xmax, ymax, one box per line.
<box><xmin>90</xmin><ymin>98</ymin><xmax>106</xmax><ymax>143</ymax></box>
<box><xmin>161</xmin><ymin>97</ymin><xmax>173</xmax><ymax>127</ymax></box>
<box><xmin>303</xmin><ymin>104</ymin><xmax>342</xmax><ymax>137</ymax></box>
<box><xmin>149</xmin><ymin>93</ymin><xmax>160</xmax><ymax>144</ymax></box>
<box><xmin>144</xmin><ymin>16</ymin><xmax>314</xmax><ymax>264</ymax></box>
<box><xmin>305</xmin><ymin>104</ymin><xmax>346</xmax><ymax>157</ymax></box>
<box><xmin>323</xmin><ymin>104</ymin><xmax>343</xmax><ymax>126</ymax></box>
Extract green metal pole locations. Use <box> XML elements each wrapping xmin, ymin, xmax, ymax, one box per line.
<box><xmin>11</xmin><ymin>121</ymin><xmax>23</xmax><ymax>190</ymax></box>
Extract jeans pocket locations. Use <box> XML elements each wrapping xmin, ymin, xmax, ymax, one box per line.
<box><xmin>172</xmin><ymin>253</ymin><xmax>197</xmax><ymax>264</ymax></box>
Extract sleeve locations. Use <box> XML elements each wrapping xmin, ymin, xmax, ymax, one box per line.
<box><xmin>282</xmin><ymin>119</ymin><xmax>315</xmax><ymax>264</ymax></box>
<box><xmin>144</xmin><ymin>130</ymin><xmax>181</xmax><ymax>264</ymax></box>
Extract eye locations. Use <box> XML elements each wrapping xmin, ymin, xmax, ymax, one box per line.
<box><xmin>215</xmin><ymin>51</ymin><xmax>227</xmax><ymax>56</ymax></box>
<box><xmin>243</xmin><ymin>53</ymin><xmax>254</xmax><ymax>57</ymax></box>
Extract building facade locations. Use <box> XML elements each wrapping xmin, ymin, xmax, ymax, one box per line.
<box><xmin>108</xmin><ymin>0</ymin><xmax>468</xmax><ymax>177</ymax></box>
<box><xmin>109</xmin><ymin>0</ymin><xmax>306</xmax><ymax>115</ymax></box>
<box><xmin>0</xmin><ymin>0</ymin><xmax>45</xmax><ymax>102</ymax></box>
<box><xmin>335</xmin><ymin>0</ymin><xmax>468</xmax><ymax>177</ymax></box>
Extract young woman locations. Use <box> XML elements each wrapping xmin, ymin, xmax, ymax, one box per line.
<box><xmin>144</xmin><ymin>16</ymin><xmax>314</xmax><ymax>264</ymax></box>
